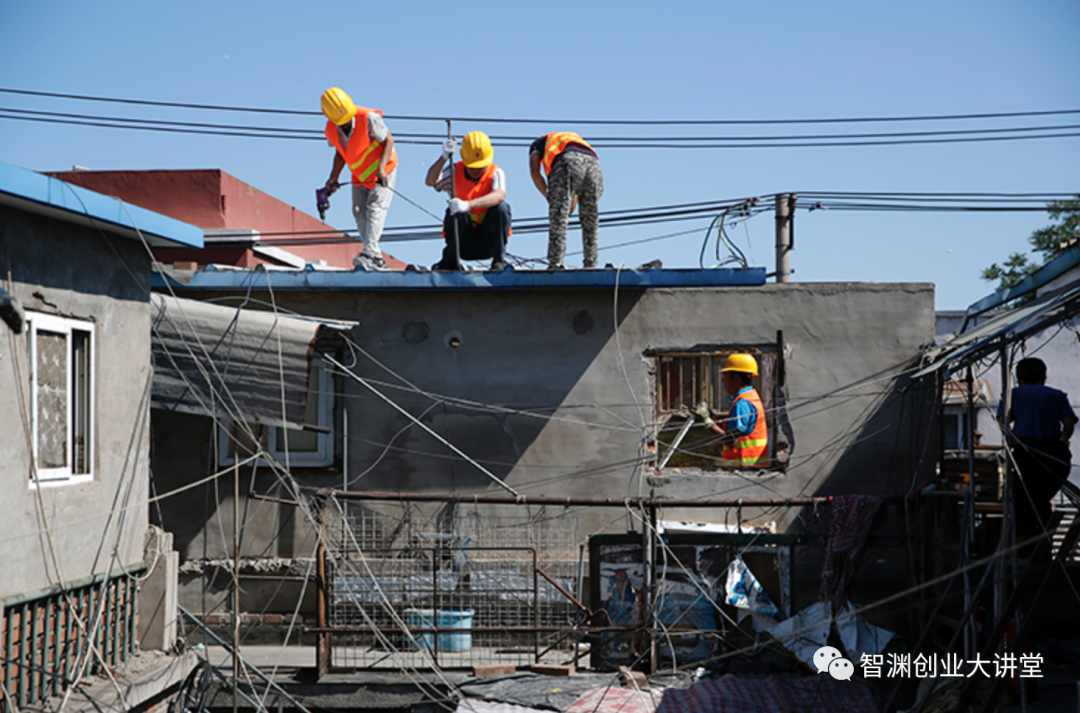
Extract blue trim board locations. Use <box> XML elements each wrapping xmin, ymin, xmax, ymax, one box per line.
<box><xmin>152</xmin><ymin>264</ymin><xmax>767</xmax><ymax>291</ymax></box>
<box><xmin>0</xmin><ymin>161</ymin><xmax>202</xmax><ymax>249</ymax></box>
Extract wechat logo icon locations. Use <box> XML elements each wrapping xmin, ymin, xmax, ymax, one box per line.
<box><xmin>814</xmin><ymin>646</ymin><xmax>854</xmax><ymax>681</ymax></box>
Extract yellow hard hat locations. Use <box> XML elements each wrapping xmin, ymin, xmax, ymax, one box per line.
<box><xmin>720</xmin><ymin>353</ymin><xmax>758</xmax><ymax>376</ymax></box>
<box><xmin>321</xmin><ymin>87</ymin><xmax>356</xmax><ymax>126</ymax></box>
<box><xmin>461</xmin><ymin>131</ymin><xmax>494</xmax><ymax>168</ymax></box>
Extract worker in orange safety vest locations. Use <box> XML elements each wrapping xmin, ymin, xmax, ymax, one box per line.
<box><xmin>528</xmin><ymin>132</ymin><xmax>603</xmax><ymax>269</ymax></box>
<box><xmin>321</xmin><ymin>87</ymin><xmax>397</xmax><ymax>271</ymax></box>
<box><xmin>424</xmin><ymin>131</ymin><xmax>511</xmax><ymax>272</ymax></box>
<box><xmin>695</xmin><ymin>354</ymin><xmax>769</xmax><ymax>468</ymax></box>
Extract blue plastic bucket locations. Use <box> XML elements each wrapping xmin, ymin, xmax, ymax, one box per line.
<box><xmin>436</xmin><ymin>608</ymin><xmax>473</xmax><ymax>652</ymax></box>
<box><xmin>405</xmin><ymin>609</ymin><xmax>436</xmax><ymax>652</ymax></box>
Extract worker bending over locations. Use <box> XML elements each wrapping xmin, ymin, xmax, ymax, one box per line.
<box><xmin>999</xmin><ymin>357</ymin><xmax>1077</xmax><ymax>555</ymax></box>
<box><xmin>695</xmin><ymin>354</ymin><xmax>770</xmax><ymax>468</ymax></box>
<box><xmin>321</xmin><ymin>88</ymin><xmax>397</xmax><ymax>270</ymax></box>
<box><xmin>529</xmin><ymin>132</ymin><xmax>604</xmax><ymax>269</ymax></box>
<box><xmin>425</xmin><ymin>131</ymin><xmax>511</xmax><ymax>272</ymax></box>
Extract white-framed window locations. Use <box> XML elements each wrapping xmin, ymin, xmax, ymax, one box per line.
<box><xmin>219</xmin><ymin>361</ymin><xmax>334</xmax><ymax>467</ymax></box>
<box><xmin>26</xmin><ymin>312</ymin><xmax>94</xmax><ymax>487</ymax></box>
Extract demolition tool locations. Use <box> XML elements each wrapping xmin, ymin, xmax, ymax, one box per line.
<box><xmin>316</xmin><ymin>181</ymin><xmax>342</xmax><ymax>221</ymax></box>
<box><xmin>657</xmin><ymin>402</ymin><xmax>704</xmax><ymax>469</ymax></box>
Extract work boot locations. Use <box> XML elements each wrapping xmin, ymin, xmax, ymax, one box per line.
<box><xmin>489</xmin><ymin>260</ymin><xmax>508</xmax><ymax>272</ymax></box>
<box><xmin>353</xmin><ymin>253</ymin><xmax>388</xmax><ymax>271</ymax></box>
<box><xmin>432</xmin><ymin>259</ymin><xmax>461</xmax><ymax>272</ymax></box>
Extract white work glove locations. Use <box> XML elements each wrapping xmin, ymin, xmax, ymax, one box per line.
<box><xmin>448</xmin><ymin>198</ymin><xmax>470</xmax><ymax>215</ymax></box>
<box><xmin>694</xmin><ymin>402</ymin><xmax>715</xmax><ymax>428</ymax></box>
<box><xmin>441</xmin><ymin>138</ymin><xmax>457</xmax><ymax>160</ymax></box>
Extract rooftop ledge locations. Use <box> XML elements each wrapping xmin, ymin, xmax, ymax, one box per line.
<box><xmin>151</xmin><ymin>263</ymin><xmax>768</xmax><ymax>291</ymax></box>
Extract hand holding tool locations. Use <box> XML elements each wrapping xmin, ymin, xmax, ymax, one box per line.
<box><xmin>316</xmin><ymin>181</ymin><xmax>342</xmax><ymax>221</ymax></box>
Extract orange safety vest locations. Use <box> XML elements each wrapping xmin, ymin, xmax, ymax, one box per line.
<box><xmin>325</xmin><ymin>107</ymin><xmax>397</xmax><ymax>189</ymax></box>
<box><xmin>720</xmin><ymin>388</ymin><xmax>769</xmax><ymax>468</ymax></box>
<box><xmin>540</xmin><ymin>132</ymin><xmax>597</xmax><ymax>175</ymax></box>
<box><xmin>453</xmin><ymin>162</ymin><xmax>500</xmax><ymax>227</ymax></box>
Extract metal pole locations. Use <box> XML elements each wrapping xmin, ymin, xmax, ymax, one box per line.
<box><xmin>446</xmin><ymin>119</ymin><xmax>461</xmax><ymax>267</ymax></box>
<box><xmin>319</xmin><ymin>489</ymin><xmax>829</xmax><ymax>509</ymax></box>
<box><xmin>775</xmin><ymin>193</ymin><xmax>792</xmax><ymax>283</ymax></box>
<box><xmin>962</xmin><ymin>365</ymin><xmax>976</xmax><ymax>659</ymax></box>
<box><xmin>232</xmin><ymin>460</ymin><xmax>240</xmax><ymax>713</ymax></box>
<box><xmin>342</xmin><ymin>408</ymin><xmax>349</xmax><ymax>554</ymax></box>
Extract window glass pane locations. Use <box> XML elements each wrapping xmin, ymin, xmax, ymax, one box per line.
<box><xmin>36</xmin><ymin>330</ymin><xmax>68</xmax><ymax>469</ymax></box>
<box><xmin>72</xmin><ymin>329</ymin><xmax>91</xmax><ymax>474</ymax></box>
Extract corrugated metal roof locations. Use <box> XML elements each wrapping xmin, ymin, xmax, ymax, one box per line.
<box><xmin>151</xmin><ymin>263</ymin><xmax>768</xmax><ymax>291</ymax></box>
<box><xmin>0</xmin><ymin>161</ymin><xmax>203</xmax><ymax>249</ymax></box>
<box><xmin>917</xmin><ymin>279</ymin><xmax>1080</xmax><ymax>378</ymax></box>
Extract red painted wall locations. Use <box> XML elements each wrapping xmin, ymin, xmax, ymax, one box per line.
<box><xmin>48</xmin><ymin>169</ymin><xmax>403</xmax><ymax>269</ymax></box>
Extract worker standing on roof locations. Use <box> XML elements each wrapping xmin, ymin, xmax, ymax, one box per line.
<box><xmin>321</xmin><ymin>88</ymin><xmax>397</xmax><ymax>271</ymax></box>
<box><xmin>999</xmin><ymin>357</ymin><xmax>1078</xmax><ymax>556</ymax></box>
<box><xmin>529</xmin><ymin>132</ymin><xmax>604</xmax><ymax>269</ymax></box>
<box><xmin>425</xmin><ymin>131</ymin><xmax>511</xmax><ymax>272</ymax></box>
<box><xmin>695</xmin><ymin>354</ymin><xmax>770</xmax><ymax>468</ymax></box>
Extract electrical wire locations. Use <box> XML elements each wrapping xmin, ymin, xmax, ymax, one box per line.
<box><xmin>3</xmin><ymin>87</ymin><xmax>1078</xmax><ymax>125</ymax></box>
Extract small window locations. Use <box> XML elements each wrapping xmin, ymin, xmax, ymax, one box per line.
<box><xmin>27</xmin><ymin>313</ymin><xmax>94</xmax><ymax>486</ymax></box>
<box><xmin>219</xmin><ymin>361</ymin><xmax>334</xmax><ymax>467</ymax></box>
<box><xmin>942</xmin><ymin>408</ymin><xmax>968</xmax><ymax>451</ymax></box>
<box><xmin>654</xmin><ymin>348</ymin><xmax>782</xmax><ymax>472</ymax></box>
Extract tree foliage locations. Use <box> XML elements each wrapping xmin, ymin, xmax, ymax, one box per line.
<box><xmin>981</xmin><ymin>196</ymin><xmax>1080</xmax><ymax>292</ymax></box>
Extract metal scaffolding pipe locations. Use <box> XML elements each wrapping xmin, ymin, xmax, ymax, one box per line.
<box><xmin>315</xmin><ymin>489</ymin><xmax>829</xmax><ymax>508</ymax></box>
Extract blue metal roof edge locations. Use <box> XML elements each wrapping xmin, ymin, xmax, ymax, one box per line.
<box><xmin>961</xmin><ymin>244</ymin><xmax>1080</xmax><ymax>324</ymax></box>
<box><xmin>0</xmin><ymin>161</ymin><xmax>203</xmax><ymax>249</ymax></box>
<box><xmin>151</xmin><ymin>265</ymin><xmax>767</xmax><ymax>291</ymax></box>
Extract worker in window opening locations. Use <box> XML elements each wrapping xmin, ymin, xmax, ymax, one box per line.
<box><xmin>998</xmin><ymin>357</ymin><xmax>1077</xmax><ymax>556</ymax></box>
<box><xmin>694</xmin><ymin>354</ymin><xmax>770</xmax><ymax>468</ymax></box>
<box><xmin>425</xmin><ymin>131</ymin><xmax>511</xmax><ymax>272</ymax></box>
<box><xmin>528</xmin><ymin>132</ymin><xmax>604</xmax><ymax>270</ymax></box>
<box><xmin>321</xmin><ymin>88</ymin><xmax>397</xmax><ymax>271</ymax></box>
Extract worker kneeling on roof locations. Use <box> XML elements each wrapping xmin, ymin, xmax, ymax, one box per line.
<box><xmin>321</xmin><ymin>87</ymin><xmax>397</xmax><ymax>271</ymax></box>
<box><xmin>529</xmin><ymin>132</ymin><xmax>603</xmax><ymax>269</ymax></box>
<box><xmin>695</xmin><ymin>354</ymin><xmax>770</xmax><ymax>468</ymax></box>
<box><xmin>425</xmin><ymin>131</ymin><xmax>511</xmax><ymax>272</ymax></box>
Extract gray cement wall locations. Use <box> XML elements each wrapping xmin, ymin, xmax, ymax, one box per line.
<box><xmin>155</xmin><ymin>280</ymin><xmax>936</xmax><ymax>573</ymax></box>
<box><xmin>0</xmin><ymin>206</ymin><xmax>151</xmax><ymax>600</ymax></box>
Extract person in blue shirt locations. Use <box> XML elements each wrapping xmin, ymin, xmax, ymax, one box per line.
<box><xmin>999</xmin><ymin>357</ymin><xmax>1078</xmax><ymax>555</ymax></box>
<box><xmin>694</xmin><ymin>354</ymin><xmax>769</xmax><ymax>467</ymax></box>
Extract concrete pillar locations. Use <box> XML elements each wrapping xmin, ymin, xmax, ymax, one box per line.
<box><xmin>137</xmin><ymin>529</ymin><xmax>178</xmax><ymax>651</ymax></box>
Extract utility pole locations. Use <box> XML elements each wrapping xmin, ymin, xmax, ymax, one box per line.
<box><xmin>775</xmin><ymin>193</ymin><xmax>794</xmax><ymax>283</ymax></box>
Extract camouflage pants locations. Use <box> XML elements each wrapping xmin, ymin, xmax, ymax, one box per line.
<box><xmin>547</xmin><ymin>152</ymin><xmax>604</xmax><ymax>268</ymax></box>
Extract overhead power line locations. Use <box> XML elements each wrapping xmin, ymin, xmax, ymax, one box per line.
<box><xmin>3</xmin><ymin>110</ymin><xmax>1080</xmax><ymax>149</ymax></box>
<box><xmin>6</xmin><ymin>106</ymin><xmax>1080</xmax><ymax>144</ymax></box>
<box><xmin>2</xmin><ymin>87</ymin><xmax>1079</xmax><ymax>126</ymax></box>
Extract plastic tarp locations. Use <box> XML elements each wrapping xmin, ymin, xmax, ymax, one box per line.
<box><xmin>837</xmin><ymin>601</ymin><xmax>895</xmax><ymax>661</ymax></box>
<box><xmin>150</xmin><ymin>293</ymin><xmax>346</xmax><ymax>428</ymax></box>
<box><xmin>766</xmin><ymin>601</ymin><xmax>832</xmax><ymax>669</ymax></box>
<box><xmin>724</xmin><ymin>556</ymin><xmax>779</xmax><ymax>618</ymax></box>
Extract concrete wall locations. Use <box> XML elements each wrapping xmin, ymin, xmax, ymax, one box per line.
<box><xmin>0</xmin><ymin>205</ymin><xmax>151</xmax><ymax>599</ymax></box>
<box><xmin>154</xmin><ymin>280</ymin><xmax>937</xmax><ymax>571</ymax></box>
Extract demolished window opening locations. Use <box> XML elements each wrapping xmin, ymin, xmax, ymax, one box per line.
<box><xmin>652</xmin><ymin>346</ymin><xmax>787</xmax><ymax>472</ymax></box>
<box><xmin>27</xmin><ymin>312</ymin><xmax>95</xmax><ymax>487</ymax></box>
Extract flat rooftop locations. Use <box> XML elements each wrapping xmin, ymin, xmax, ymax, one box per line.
<box><xmin>152</xmin><ymin>263</ymin><xmax>767</xmax><ymax>291</ymax></box>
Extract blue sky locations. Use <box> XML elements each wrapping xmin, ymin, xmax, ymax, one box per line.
<box><xmin>1</xmin><ymin>0</ymin><xmax>1077</xmax><ymax>309</ymax></box>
